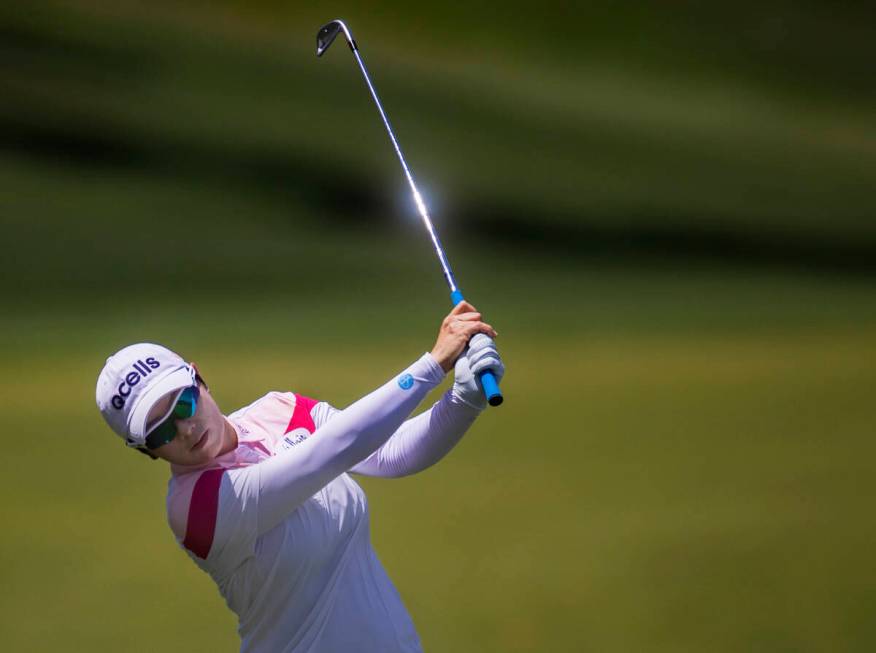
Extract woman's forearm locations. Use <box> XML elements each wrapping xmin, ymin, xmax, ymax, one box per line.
<box><xmin>349</xmin><ymin>390</ymin><xmax>480</xmax><ymax>477</ymax></box>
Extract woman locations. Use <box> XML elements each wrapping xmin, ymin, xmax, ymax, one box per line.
<box><xmin>95</xmin><ymin>301</ymin><xmax>503</xmax><ymax>653</ymax></box>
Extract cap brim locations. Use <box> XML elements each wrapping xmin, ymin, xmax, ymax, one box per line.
<box><xmin>127</xmin><ymin>365</ymin><xmax>196</xmax><ymax>445</ymax></box>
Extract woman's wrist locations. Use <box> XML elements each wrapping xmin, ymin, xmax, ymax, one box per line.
<box><xmin>429</xmin><ymin>346</ymin><xmax>454</xmax><ymax>372</ymax></box>
<box><xmin>419</xmin><ymin>352</ymin><xmax>447</xmax><ymax>382</ymax></box>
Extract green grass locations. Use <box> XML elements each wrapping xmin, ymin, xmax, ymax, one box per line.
<box><xmin>3</xmin><ymin>295</ymin><xmax>876</xmax><ymax>651</ymax></box>
<box><xmin>3</xmin><ymin>2</ymin><xmax>876</xmax><ymax>650</ymax></box>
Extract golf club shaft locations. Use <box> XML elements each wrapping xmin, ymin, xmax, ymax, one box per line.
<box><xmin>317</xmin><ymin>20</ymin><xmax>502</xmax><ymax>406</ymax></box>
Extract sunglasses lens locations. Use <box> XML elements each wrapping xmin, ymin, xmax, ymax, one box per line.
<box><xmin>146</xmin><ymin>418</ymin><xmax>177</xmax><ymax>450</ymax></box>
<box><xmin>145</xmin><ymin>385</ymin><xmax>199</xmax><ymax>450</ymax></box>
<box><xmin>173</xmin><ymin>386</ymin><xmax>199</xmax><ymax>419</ymax></box>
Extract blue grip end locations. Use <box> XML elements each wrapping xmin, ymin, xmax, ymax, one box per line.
<box><xmin>479</xmin><ymin>370</ymin><xmax>503</xmax><ymax>406</ymax></box>
<box><xmin>450</xmin><ymin>289</ymin><xmax>465</xmax><ymax>306</ymax></box>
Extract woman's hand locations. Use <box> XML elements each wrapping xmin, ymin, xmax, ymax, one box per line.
<box><xmin>430</xmin><ymin>301</ymin><xmax>498</xmax><ymax>372</ymax></box>
<box><xmin>452</xmin><ymin>334</ymin><xmax>505</xmax><ymax>410</ymax></box>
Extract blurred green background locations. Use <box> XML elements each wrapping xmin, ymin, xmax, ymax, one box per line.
<box><xmin>2</xmin><ymin>1</ymin><xmax>875</xmax><ymax>651</ymax></box>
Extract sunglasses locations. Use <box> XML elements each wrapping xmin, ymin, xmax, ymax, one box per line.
<box><xmin>145</xmin><ymin>385</ymin><xmax>200</xmax><ymax>450</ymax></box>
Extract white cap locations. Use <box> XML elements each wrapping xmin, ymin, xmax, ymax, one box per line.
<box><xmin>96</xmin><ymin>343</ymin><xmax>196</xmax><ymax>447</ymax></box>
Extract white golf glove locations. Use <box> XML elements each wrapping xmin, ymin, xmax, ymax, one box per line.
<box><xmin>452</xmin><ymin>333</ymin><xmax>505</xmax><ymax>411</ymax></box>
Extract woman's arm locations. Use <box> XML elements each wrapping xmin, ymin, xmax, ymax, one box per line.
<box><xmin>347</xmin><ymin>334</ymin><xmax>505</xmax><ymax>478</ymax></box>
<box><xmin>309</xmin><ymin>327</ymin><xmax>505</xmax><ymax>478</ymax></box>
<box><xmin>348</xmin><ymin>389</ymin><xmax>480</xmax><ymax>477</ymax></box>
<box><xmin>254</xmin><ymin>353</ymin><xmax>444</xmax><ymax>534</ymax></box>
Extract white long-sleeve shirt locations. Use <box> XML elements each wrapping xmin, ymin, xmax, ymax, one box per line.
<box><xmin>165</xmin><ymin>353</ymin><xmax>481</xmax><ymax>653</ymax></box>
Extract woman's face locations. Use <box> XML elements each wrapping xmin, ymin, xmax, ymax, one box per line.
<box><xmin>144</xmin><ymin>381</ymin><xmax>237</xmax><ymax>466</ymax></box>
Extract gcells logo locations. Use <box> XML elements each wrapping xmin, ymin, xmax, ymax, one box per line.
<box><xmin>111</xmin><ymin>357</ymin><xmax>161</xmax><ymax>409</ymax></box>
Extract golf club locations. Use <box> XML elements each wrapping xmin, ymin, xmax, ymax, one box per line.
<box><xmin>316</xmin><ymin>19</ymin><xmax>503</xmax><ymax>407</ymax></box>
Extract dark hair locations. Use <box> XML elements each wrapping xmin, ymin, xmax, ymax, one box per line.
<box><xmin>136</xmin><ymin>373</ymin><xmax>208</xmax><ymax>461</ymax></box>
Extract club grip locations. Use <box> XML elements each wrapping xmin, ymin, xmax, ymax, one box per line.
<box><xmin>450</xmin><ymin>289</ymin><xmax>504</xmax><ymax>407</ymax></box>
<box><xmin>479</xmin><ymin>369</ymin><xmax>503</xmax><ymax>406</ymax></box>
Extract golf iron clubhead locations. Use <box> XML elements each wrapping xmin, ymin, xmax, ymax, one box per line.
<box><xmin>315</xmin><ymin>19</ymin><xmax>503</xmax><ymax>406</ymax></box>
<box><xmin>316</xmin><ymin>21</ymin><xmax>352</xmax><ymax>57</ymax></box>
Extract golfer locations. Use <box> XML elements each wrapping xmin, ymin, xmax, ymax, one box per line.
<box><xmin>95</xmin><ymin>301</ymin><xmax>503</xmax><ymax>653</ymax></box>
